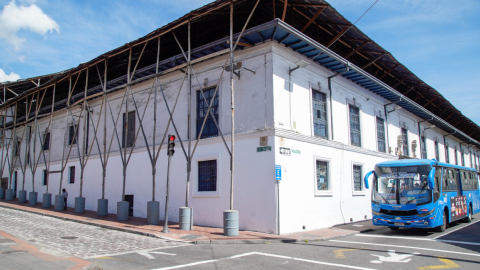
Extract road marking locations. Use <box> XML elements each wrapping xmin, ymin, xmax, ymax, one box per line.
<box><xmin>334</xmin><ymin>249</ymin><xmax>358</xmax><ymax>258</ymax></box>
<box><xmin>138</xmin><ymin>251</ymin><xmax>156</xmax><ymax>259</ymax></box>
<box><xmin>330</xmin><ymin>240</ymin><xmax>480</xmax><ymax>257</ymax></box>
<box><xmin>370</xmin><ymin>250</ymin><xmax>419</xmax><ymax>264</ymax></box>
<box><xmin>432</xmin><ymin>219</ymin><xmax>480</xmax><ymax>239</ymax></box>
<box><xmin>84</xmin><ymin>244</ymin><xmax>190</xmax><ymax>259</ymax></box>
<box><xmin>355</xmin><ymin>234</ymin><xmax>480</xmax><ymax>246</ymax></box>
<box><xmin>151</xmin><ymin>251</ymin><xmax>176</xmax><ymax>256</ymax></box>
<box><xmin>417</xmin><ymin>257</ymin><xmax>461</xmax><ymax>269</ymax></box>
<box><xmin>152</xmin><ymin>251</ymin><xmax>378</xmax><ymax>270</ymax></box>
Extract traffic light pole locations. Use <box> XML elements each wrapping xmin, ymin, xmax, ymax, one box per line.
<box><xmin>162</xmin><ymin>150</ymin><xmax>172</xmax><ymax>233</ymax></box>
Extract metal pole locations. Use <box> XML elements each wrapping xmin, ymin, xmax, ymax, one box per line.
<box><xmin>185</xmin><ymin>20</ymin><xmax>192</xmax><ymax>207</ymax></box>
<box><xmin>47</xmin><ymin>83</ymin><xmax>56</xmax><ymax>194</ymax></box>
<box><xmin>162</xmin><ymin>154</ymin><xmax>172</xmax><ymax>233</ymax></box>
<box><xmin>229</xmin><ymin>0</ymin><xmax>235</xmax><ymax>211</ymax></box>
<box><xmin>80</xmin><ymin>68</ymin><xmax>89</xmax><ymax>198</ymax></box>
<box><xmin>58</xmin><ymin>76</ymin><xmax>72</xmax><ymax>195</ymax></box>
<box><xmin>153</xmin><ymin>37</ymin><xmax>160</xmax><ymax>202</ymax></box>
<box><xmin>123</xmin><ymin>47</ymin><xmax>132</xmax><ymax>202</ymax></box>
<box><xmin>9</xmin><ymin>103</ymin><xmax>18</xmax><ymax>190</ymax></box>
<box><xmin>102</xmin><ymin>59</ymin><xmax>108</xmax><ymax>199</ymax></box>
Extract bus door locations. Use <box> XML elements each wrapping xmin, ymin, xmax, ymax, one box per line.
<box><xmin>457</xmin><ymin>170</ymin><xmax>463</xmax><ymax>196</ymax></box>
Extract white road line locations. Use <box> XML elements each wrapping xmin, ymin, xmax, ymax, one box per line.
<box><xmin>151</xmin><ymin>252</ymin><xmax>377</xmax><ymax>270</ymax></box>
<box><xmin>355</xmin><ymin>234</ymin><xmax>480</xmax><ymax>246</ymax></box>
<box><xmin>432</xmin><ymin>219</ymin><xmax>480</xmax><ymax>239</ymax></box>
<box><xmin>150</xmin><ymin>251</ymin><xmax>177</xmax><ymax>256</ymax></box>
<box><xmin>330</xmin><ymin>240</ymin><xmax>480</xmax><ymax>257</ymax></box>
<box><xmin>84</xmin><ymin>244</ymin><xmax>190</xmax><ymax>259</ymax></box>
<box><xmin>138</xmin><ymin>251</ymin><xmax>156</xmax><ymax>259</ymax></box>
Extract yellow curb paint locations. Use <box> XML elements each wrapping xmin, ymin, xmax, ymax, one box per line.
<box><xmin>417</xmin><ymin>258</ymin><xmax>461</xmax><ymax>269</ymax></box>
<box><xmin>334</xmin><ymin>249</ymin><xmax>358</xmax><ymax>259</ymax></box>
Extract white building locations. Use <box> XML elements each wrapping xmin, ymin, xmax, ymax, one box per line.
<box><xmin>1</xmin><ymin>0</ymin><xmax>479</xmax><ymax>234</ymax></box>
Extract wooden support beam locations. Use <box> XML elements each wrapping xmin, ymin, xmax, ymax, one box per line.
<box><xmin>422</xmin><ymin>96</ymin><xmax>439</xmax><ymax>108</ymax></box>
<box><xmin>378</xmin><ymin>64</ymin><xmax>399</xmax><ymax>80</ymax></box>
<box><xmin>326</xmin><ymin>27</ymin><xmax>349</xmax><ymax>47</ymax></box>
<box><xmin>282</xmin><ymin>0</ymin><xmax>288</xmax><ymax>21</ymax></box>
<box><xmin>345</xmin><ymin>40</ymin><xmax>369</xmax><ymax>58</ymax></box>
<box><xmin>301</xmin><ymin>7</ymin><xmax>325</xmax><ymax>33</ymax></box>
<box><xmin>362</xmin><ymin>53</ymin><xmax>386</xmax><ymax>69</ymax></box>
<box><xmin>289</xmin><ymin>4</ymin><xmax>328</xmax><ymax>8</ymax></box>
<box><xmin>445</xmin><ymin>111</ymin><xmax>456</xmax><ymax>121</ymax></box>
<box><xmin>393</xmin><ymin>75</ymin><xmax>410</xmax><ymax>88</ymax></box>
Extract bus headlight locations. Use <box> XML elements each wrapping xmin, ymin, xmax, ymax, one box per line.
<box><xmin>372</xmin><ymin>210</ymin><xmax>381</xmax><ymax>216</ymax></box>
<box><xmin>417</xmin><ymin>209</ymin><xmax>435</xmax><ymax>217</ymax></box>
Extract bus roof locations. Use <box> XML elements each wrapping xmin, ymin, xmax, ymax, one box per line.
<box><xmin>376</xmin><ymin>159</ymin><xmax>477</xmax><ymax>172</ymax></box>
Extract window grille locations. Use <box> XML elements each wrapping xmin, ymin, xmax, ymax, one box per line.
<box><xmin>68</xmin><ymin>125</ymin><xmax>78</xmax><ymax>145</ymax></box>
<box><xmin>316</xmin><ymin>160</ymin><xmax>328</xmax><ymax>190</ymax></box>
<box><xmin>198</xmin><ymin>160</ymin><xmax>217</xmax><ymax>192</ymax></box>
<box><xmin>122</xmin><ymin>111</ymin><xmax>136</xmax><ymax>148</ymax></box>
<box><xmin>421</xmin><ymin>136</ymin><xmax>427</xmax><ymax>159</ymax></box>
<box><xmin>353</xmin><ymin>165</ymin><xmax>362</xmax><ymax>191</ymax></box>
<box><xmin>197</xmin><ymin>88</ymin><xmax>219</xmax><ymax>139</ymax></box>
<box><xmin>376</xmin><ymin>117</ymin><xmax>386</xmax><ymax>152</ymax></box>
<box><xmin>43</xmin><ymin>132</ymin><xmax>50</xmax><ymax>150</ymax></box>
<box><xmin>42</xmin><ymin>170</ymin><xmax>48</xmax><ymax>186</ymax></box>
<box><xmin>349</xmin><ymin>106</ymin><xmax>361</xmax><ymax>147</ymax></box>
<box><xmin>401</xmin><ymin>128</ymin><xmax>409</xmax><ymax>156</ymax></box>
<box><xmin>69</xmin><ymin>166</ymin><xmax>75</xmax><ymax>184</ymax></box>
<box><xmin>435</xmin><ymin>141</ymin><xmax>440</xmax><ymax>161</ymax></box>
<box><xmin>312</xmin><ymin>90</ymin><xmax>328</xmax><ymax>139</ymax></box>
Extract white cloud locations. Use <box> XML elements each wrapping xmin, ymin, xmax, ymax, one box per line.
<box><xmin>0</xmin><ymin>68</ymin><xmax>20</xmax><ymax>83</ymax></box>
<box><xmin>0</xmin><ymin>0</ymin><xmax>59</xmax><ymax>50</ymax></box>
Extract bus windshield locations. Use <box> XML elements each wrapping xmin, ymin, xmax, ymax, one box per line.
<box><xmin>373</xmin><ymin>165</ymin><xmax>432</xmax><ymax>205</ymax></box>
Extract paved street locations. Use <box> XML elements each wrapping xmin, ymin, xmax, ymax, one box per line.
<box><xmin>1</xmin><ymin>208</ymin><xmax>480</xmax><ymax>269</ymax></box>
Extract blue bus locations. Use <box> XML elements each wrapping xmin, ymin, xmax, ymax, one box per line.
<box><xmin>364</xmin><ymin>159</ymin><xmax>480</xmax><ymax>232</ymax></box>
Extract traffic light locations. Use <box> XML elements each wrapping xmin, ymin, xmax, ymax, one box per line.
<box><xmin>167</xmin><ymin>135</ymin><xmax>175</xmax><ymax>156</ymax></box>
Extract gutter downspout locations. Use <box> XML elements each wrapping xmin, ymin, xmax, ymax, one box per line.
<box><xmin>383</xmin><ymin>99</ymin><xmax>402</xmax><ymax>155</ymax></box>
<box><xmin>444</xmin><ymin>131</ymin><xmax>456</xmax><ymax>163</ymax></box>
<box><xmin>417</xmin><ymin>118</ymin><xmax>433</xmax><ymax>159</ymax></box>
<box><xmin>327</xmin><ymin>65</ymin><xmax>349</xmax><ymax>141</ymax></box>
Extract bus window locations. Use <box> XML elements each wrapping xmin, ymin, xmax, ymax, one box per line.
<box><xmin>443</xmin><ymin>168</ymin><xmax>457</xmax><ymax>192</ymax></box>
<box><xmin>434</xmin><ymin>167</ymin><xmax>441</xmax><ymax>202</ymax></box>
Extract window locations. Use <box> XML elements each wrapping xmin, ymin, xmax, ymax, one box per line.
<box><xmin>312</xmin><ymin>90</ymin><xmax>328</xmax><ymax>139</ymax></box>
<box><xmin>442</xmin><ymin>168</ymin><xmax>457</xmax><ymax>191</ymax></box>
<box><xmin>461</xmin><ymin>150</ymin><xmax>465</xmax><ymax>167</ymax></box>
<box><xmin>316</xmin><ymin>160</ymin><xmax>329</xmax><ymax>190</ymax></box>
<box><xmin>401</xmin><ymin>128</ymin><xmax>409</xmax><ymax>156</ymax></box>
<box><xmin>349</xmin><ymin>105</ymin><xmax>361</xmax><ymax>147</ymax></box>
<box><xmin>68</xmin><ymin>125</ymin><xmax>77</xmax><ymax>145</ymax></box>
<box><xmin>460</xmin><ymin>170</ymin><xmax>478</xmax><ymax>190</ymax></box>
<box><xmin>435</xmin><ymin>141</ymin><xmax>440</xmax><ymax>161</ymax></box>
<box><xmin>69</xmin><ymin>166</ymin><xmax>75</xmax><ymax>184</ymax></box>
<box><xmin>14</xmin><ymin>141</ymin><xmax>21</xmax><ymax>157</ymax></box>
<box><xmin>198</xmin><ymin>160</ymin><xmax>217</xmax><ymax>191</ymax></box>
<box><xmin>454</xmin><ymin>147</ymin><xmax>458</xmax><ymax>165</ymax></box>
<box><xmin>196</xmin><ymin>87</ymin><xmax>219</xmax><ymax>139</ymax></box>
<box><xmin>376</xmin><ymin>117</ymin><xmax>386</xmax><ymax>153</ymax></box>
<box><xmin>43</xmin><ymin>132</ymin><xmax>50</xmax><ymax>150</ymax></box>
<box><xmin>353</xmin><ymin>165</ymin><xmax>362</xmax><ymax>191</ymax></box>
<box><xmin>446</xmin><ymin>146</ymin><xmax>450</xmax><ymax>163</ymax></box>
<box><xmin>42</xmin><ymin>170</ymin><xmax>48</xmax><ymax>186</ymax></box>
<box><xmin>421</xmin><ymin>136</ymin><xmax>427</xmax><ymax>159</ymax></box>
<box><xmin>474</xmin><ymin>153</ymin><xmax>478</xmax><ymax>170</ymax></box>
<box><xmin>469</xmin><ymin>152</ymin><xmax>473</xmax><ymax>168</ymax></box>
<box><xmin>122</xmin><ymin>111</ymin><xmax>136</xmax><ymax>148</ymax></box>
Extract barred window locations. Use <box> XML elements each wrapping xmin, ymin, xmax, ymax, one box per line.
<box><xmin>461</xmin><ymin>150</ymin><xmax>465</xmax><ymax>167</ymax></box>
<box><xmin>197</xmin><ymin>88</ymin><xmax>219</xmax><ymax>139</ymax></box>
<box><xmin>69</xmin><ymin>166</ymin><xmax>75</xmax><ymax>184</ymax></box>
<box><xmin>469</xmin><ymin>152</ymin><xmax>473</xmax><ymax>168</ymax></box>
<box><xmin>43</xmin><ymin>132</ymin><xmax>50</xmax><ymax>150</ymax></box>
<box><xmin>454</xmin><ymin>147</ymin><xmax>458</xmax><ymax>165</ymax></box>
<box><xmin>353</xmin><ymin>165</ymin><xmax>362</xmax><ymax>191</ymax></box>
<box><xmin>122</xmin><ymin>111</ymin><xmax>136</xmax><ymax>148</ymax></box>
<box><xmin>446</xmin><ymin>146</ymin><xmax>450</xmax><ymax>163</ymax></box>
<box><xmin>349</xmin><ymin>106</ymin><xmax>361</xmax><ymax>147</ymax></box>
<box><xmin>435</xmin><ymin>141</ymin><xmax>440</xmax><ymax>161</ymax></box>
<box><xmin>312</xmin><ymin>90</ymin><xmax>328</xmax><ymax>139</ymax></box>
<box><xmin>421</xmin><ymin>136</ymin><xmax>427</xmax><ymax>159</ymax></box>
<box><xmin>42</xmin><ymin>170</ymin><xmax>48</xmax><ymax>186</ymax></box>
<box><xmin>198</xmin><ymin>160</ymin><xmax>217</xmax><ymax>192</ymax></box>
<box><xmin>14</xmin><ymin>141</ymin><xmax>21</xmax><ymax>157</ymax></box>
<box><xmin>401</xmin><ymin>128</ymin><xmax>409</xmax><ymax>156</ymax></box>
<box><xmin>376</xmin><ymin>117</ymin><xmax>386</xmax><ymax>153</ymax></box>
<box><xmin>316</xmin><ymin>160</ymin><xmax>328</xmax><ymax>191</ymax></box>
<box><xmin>68</xmin><ymin>125</ymin><xmax>78</xmax><ymax>145</ymax></box>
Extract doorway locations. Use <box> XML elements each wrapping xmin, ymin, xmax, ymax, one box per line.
<box><xmin>124</xmin><ymin>195</ymin><xmax>134</xmax><ymax>216</ymax></box>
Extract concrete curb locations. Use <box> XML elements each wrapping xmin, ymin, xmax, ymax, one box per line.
<box><xmin>0</xmin><ymin>203</ymin><xmax>191</xmax><ymax>244</ymax></box>
<box><xmin>0</xmin><ymin>203</ymin><xmax>385</xmax><ymax>245</ymax></box>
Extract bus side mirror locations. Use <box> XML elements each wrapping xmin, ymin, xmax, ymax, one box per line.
<box><xmin>427</xmin><ymin>167</ymin><xmax>435</xmax><ymax>189</ymax></box>
<box><xmin>364</xmin><ymin>170</ymin><xmax>375</xmax><ymax>189</ymax></box>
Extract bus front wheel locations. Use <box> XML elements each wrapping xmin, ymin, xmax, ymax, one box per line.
<box><xmin>436</xmin><ymin>211</ymin><xmax>447</xmax><ymax>232</ymax></box>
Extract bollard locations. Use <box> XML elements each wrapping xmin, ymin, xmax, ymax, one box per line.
<box><xmin>0</xmin><ymin>187</ymin><xmax>4</xmax><ymax>199</ymax></box>
<box><xmin>97</xmin><ymin>199</ymin><xmax>108</xmax><ymax>216</ymax></box>
<box><xmin>223</xmin><ymin>210</ymin><xmax>239</xmax><ymax>236</ymax></box>
<box><xmin>147</xmin><ymin>201</ymin><xmax>160</xmax><ymax>225</ymax></box>
<box><xmin>54</xmin><ymin>195</ymin><xmax>64</xmax><ymax>211</ymax></box>
<box><xmin>29</xmin><ymin>192</ymin><xmax>38</xmax><ymax>205</ymax></box>
<box><xmin>5</xmin><ymin>189</ymin><xmax>13</xmax><ymax>201</ymax></box>
<box><xmin>117</xmin><ymin>201</ymin><xmax>129</xmax><ymax>221</ymax></box>
<box><xmin>18</xmin><ymin>190</ymin><xmax>27</xmax><ymax>203</ymax></box>
<box><xmin>43</xmin><ymin>193</ymin><xmax>52</xmax><ymax>208</ymax></box>
<box><xmin>75</xmin><ymin>197</ymin><xmax>85</xmax><ymax>213</ymax></box>
<box><xmin>179</xmin><ymin>207</ymin><xmax>193</xmax><ymax>230</ymax></box>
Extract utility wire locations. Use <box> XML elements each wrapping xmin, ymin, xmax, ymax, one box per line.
<box><xmin>328</xmin><ymin>0</ymin><xmax>379</xmax><ymax>48</ymax></box>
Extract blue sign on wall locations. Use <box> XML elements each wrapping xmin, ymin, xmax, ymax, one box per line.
<box><xmin>276</xmin><ymin>165</ymin><xmax>282</xmax><ymax>181</ymax></box>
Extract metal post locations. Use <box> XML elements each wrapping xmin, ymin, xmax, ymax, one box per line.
<box><xmin>229</xmin><ymin>1</ymin><xmax>235</xmax><ymax>211</ymax></box>
<box><xmin>185</xmin><ymin>20</ymin><xmax>192</xmax><ymax>208</ymax></box>
<box><xmin>162</xmin><ymin>154</ymin><xmax>172</xmax><ymax>233</ymax></box>
<box><xmin>123</xmin><ymin>47</ymin><xmax>132</xmax><ymax>202</ymax></box>
<box><xmin>102</xmin><ymin>59</ymin><xmax>108</xmax><ymax>199</ymax></box>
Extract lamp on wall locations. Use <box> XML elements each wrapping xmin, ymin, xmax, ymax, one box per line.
<box><xmin>387</xmin><ymin>105</ymin><xmax>401</xmax><ymax>114</ymax></box>
<box><xmin>289</xmin><ymin>59</ymin><xmax>310</xmax><ymax>75</ymax></box>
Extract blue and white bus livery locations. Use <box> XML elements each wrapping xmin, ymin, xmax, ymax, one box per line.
<box><xmin>364</xmin><ymin>159</ymin><xmax>480</xmax><ymax>232</ymax></box>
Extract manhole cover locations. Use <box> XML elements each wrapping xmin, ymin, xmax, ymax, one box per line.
<box><xmin>61</xmin><ymin>236</ymin><xmax>78</xmax><ymax>240</ymax></box>
<box><xmin>2</xmin><ymin>250</ymin><xmax>27</xmax><ymax>255</ymax></box>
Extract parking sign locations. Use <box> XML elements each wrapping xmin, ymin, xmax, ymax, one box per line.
<box><xmin>276</xmin><ymin>165</ymin><xmax>282</xmax><ymax>181</ymax></box>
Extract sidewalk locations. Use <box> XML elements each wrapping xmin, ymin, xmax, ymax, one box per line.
<box><xmin>0</xmin><ymin>199</ymin><xmax>382</xmax><ymax>244</ymax></box>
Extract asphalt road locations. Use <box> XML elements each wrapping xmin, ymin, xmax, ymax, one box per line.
<box><xmin>1</xmin><ymin>208</ymin><xmax>480</xmax><ymax>269</ymax></box>
<box><xmin>88</xmin><ymin>213</ymin><xmax>480</xmax><ymax>270</ymax></box>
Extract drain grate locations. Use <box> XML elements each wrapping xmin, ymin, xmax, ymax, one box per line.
<box><xmin>61</xmin><ymin>236</ymin><xmax>78</xmax><ymax>240</ymax></box>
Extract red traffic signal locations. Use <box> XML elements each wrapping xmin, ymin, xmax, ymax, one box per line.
<box><xmin>169</xmin><ymin>135</ymin><xmax>176</xmax><ymax>141</ymax></box>
<box><xmin>167</xmin><ymin>134</ymin><xmax>175</xmax><ymax>156</ymax></box>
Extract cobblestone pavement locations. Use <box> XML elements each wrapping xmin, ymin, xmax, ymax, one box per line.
<box><xmin>0</xmin><ymin>208</ymin><xmax>188</xmax><ymax>259</ymax></box>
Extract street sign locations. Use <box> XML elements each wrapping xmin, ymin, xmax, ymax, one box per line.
<box><xmin>257</xmin><ymin>146</ymin><xmax>271</xmax><ymax>152</ymax></box>
<box><xmin>279</xmin><ymin>147</ymin><xmax>291</xmax><ymax>156</ymax></box>
<box><xmin>276</xmin><ymin>165</ymin><xmax>282</xmax><ymax>181</ymax></box>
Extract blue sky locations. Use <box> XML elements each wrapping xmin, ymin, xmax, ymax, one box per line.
<box><xmin>0</xmin><ymin>0</ymin><xmax>479</xmax><ymax>125</ymax></box>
